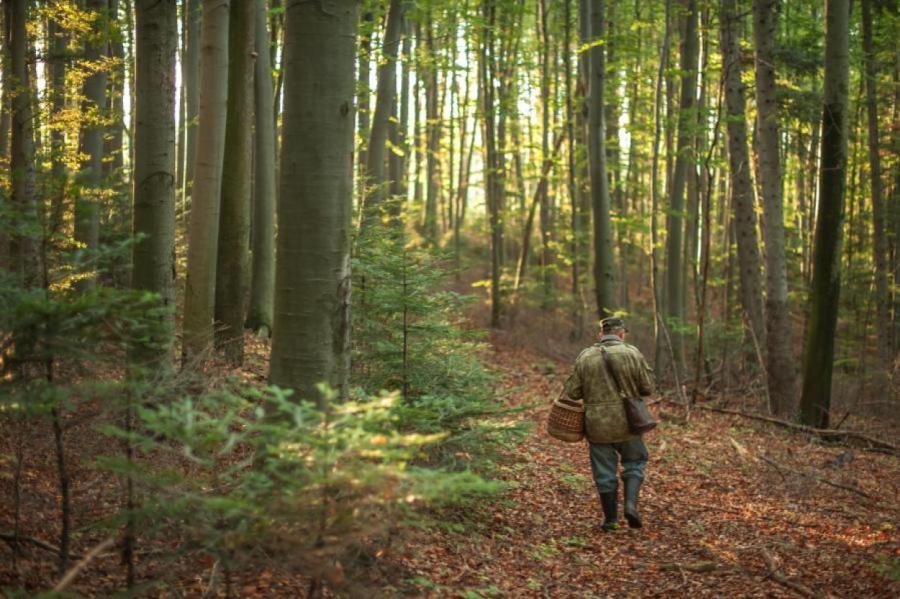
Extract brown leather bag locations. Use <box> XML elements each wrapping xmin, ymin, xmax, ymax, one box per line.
<box><xmin>599</xmin><ymin>347</ymin><xmax>657</xmax><ymax>435</ymax></box>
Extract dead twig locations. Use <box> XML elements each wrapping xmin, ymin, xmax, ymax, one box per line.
<box><xmin>759</xmin><ymin>454</ymin><xmax>873</xmax><ymax>500</ymax></box>
<box><xmin>0</xmin><ymin>532</ymin><xmax>84</xmax><ymax>560</ymax></box>
<box><xmin>761</xmin><ymin>548</ymin><xmax>820</xmax><ymax>598</ymax></box>
<box><xmin>52</xmin><ymin>537</ymin><xmax>116</xmax><ymax>593</ymax></box>
<box><xmin>693</xmin><ymin>404</ymin><xmax>898</xmax><ymax>453</ymax></box>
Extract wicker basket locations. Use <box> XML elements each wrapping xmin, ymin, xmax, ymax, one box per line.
<box><xmin>546</xmin><ymin>396</ymin><xmax>585</xmax><ymax>443</ymax></box>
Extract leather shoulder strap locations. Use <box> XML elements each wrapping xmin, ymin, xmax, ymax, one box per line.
<box><xmin>599</xmin><ymin>347</ymin><xmax>627</xmax><ymax>397</ymax></box>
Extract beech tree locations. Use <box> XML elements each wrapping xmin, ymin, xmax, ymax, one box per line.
<box><xmin>587</xmin><ymin>0</ymin><xmax>614</xmax><ymax>317</ymax></box>
<box><xmin>74</xmin><ymin>0</ymin><xmax>109</xmax><ymax>281</ymax></box>
<box><xmin>269</xmin><ymin>0</ymin><xmax>358</xmax><ymax>404</ymax></box>
<box><xmin>131</xmin><ymin>0</ymin><xmax>177</xmax><ymax>362</ymax></box>
<box><xmin>214</xmin><ymin>0</ymin><xmax>255</xmax><ymax>366</ymax></box>
<box><xmin>720</xmin><ymin>0</ymin><xmax>766</xmax><ymax>352</ymax></box>
<box><xmin>246</xmin><ymin>0</ymin><xmax>277</xmax><ymax>337</ymax></box>
<box><xmin>799</xmin><ymin>0</ymin><xmax>851</xmax><ymax>429</ymax></box>
<box><xmin>7</xmin><ymin>0</ymin><xmax>41</xmax><ymax>288</ymax></box>
<box><xmin>182</xmin><ymin>0</ymin><xmax>229</xmax><ymax>361</ymax></box>
<box><xmin>754</xmin><ymin>0</ymin><xmax>794</xmax><ymax>416</ymax></box>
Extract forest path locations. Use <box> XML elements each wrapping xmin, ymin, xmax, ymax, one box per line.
<box><xmin>392</xmin><ymin>335</ymin><xmax>899</xmax><ymax>598</ymax></box>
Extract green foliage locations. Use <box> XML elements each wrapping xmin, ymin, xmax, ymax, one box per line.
<box><xmin>353</xmin><ymin>228</ymin><xmax>527</xmax><ymax>472</ymax></box>
<box><xmin>96</xmin><ymin>382</ymin><xmax>500</xmax><ymax>584</ymax></box>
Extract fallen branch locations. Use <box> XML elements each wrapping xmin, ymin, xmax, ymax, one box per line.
<box><xmin>0</xmin><ymin>531</ymin><xmax>84</xmax><ymax>560</ymax></box>
<box><xmin>761</xmin><ymin>548</ymin><xmax>820</xmax><ymax>598</ymax></box>
<box><xmin>693</xmin><ymin>404</ymin><xmax>898</xmax><ymax>453</ymax></box>
<box><xmin>52</xmin><ymin>537</ymin><xmax>116</xmax><ymax>593</ymax></box>
<box><xmin>759</xmin><ymin>454</ymin><xmax>873</xmax><ymax>500</ymax></box>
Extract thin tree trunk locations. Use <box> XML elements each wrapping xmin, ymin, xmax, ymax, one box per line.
<box><xmin>799</xmin><ymin>0</ymin><xmax>850</xmax><ymax>429</ymax></box>
<box><xmin>721</xmin><ymin>0</ymin><xmax>767</xmax><ymax>354</ymax></box>
<box><xmin>108</xmin><ymin>0</ymin><xmax>125</xmax><ymax>175</ymax></box>
<box><xmin>424</xmin><ymin>15</ymin><xmax>440</xmax><ymax>245</ymax></box>
<box><xmin>184</xmin><ymin>0</ymin><xmax>201</xmax><ymax>196</ymax></box>
<box><xmin>565</xmin><ymin>0</ymin><xmax>583</xmax><ymax>337</ymax></box>
<box><xmin>269</xmin><ymin>0</ymin><xmax>357</xmax><ymax>405</ymax></box>
<box><xmin>861</xmin><ymin>0</ymin><xmax>890</xmax><ymax>367</ymax></box>
<box><xmin>587</xmin><ymin>0</ymin><xmax>615</xmax><ymax>317</ymax></box>
<box><xmin>664</xmin><ymin>0</ymin><xmax>698</xmax><ymax>371</ymax></box>
<box><xmin>650</xmin><ymin>0</ymin><xmax>672</xmax><ymax>372</ymax></box>
<box><xmin>74</xmin><ymin>0</ymin><xmax>109</xmax><ymax>281</ymax></box>
<box><xmin>246</xmin><ymin>0</ymin><xmax>277</xmax><ymax>337</ymax></box>
<box><xmin>8</xmin><ymin>0</ymin><xmax>42</xmax><ymax>288</ymax></box>
<box><xmin>214</xmin><ymin>0</ymin><xmax>255</xmax><ymax>366</ymax></box>
<box><xmin>182</xmin><ymin>0</ymin><xmax>230</xmax><ymax>362</ymax></box>
<box><xmin>363</xmin><ymin>0</ymin><xmax>405</xmax><ymax>225</ymax></box>
<box><xmin>754</xmin><ymin>0</ymin><xmax>794</xmax><ymax>416</ymax></box>
<box><xmin>480</xmin><ymin>0</ymin><xmax>502</xmax><ymax>328</ymax></box>
<box><xmin>47</xmin><ymin>15</ymin><xmax>67</xmax><ymax>237</ymax></box>
<box><xmin>538</xmin><ymin>0</ymin><xmax>554</xmax><ymax>308</ymax></box>
<box><xmin>133</xmin><ymin>0</ymin><xmax>177</xmax><ymax>364</ymax></box>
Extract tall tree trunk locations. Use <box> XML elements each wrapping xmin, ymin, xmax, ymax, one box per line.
<box><xmin>132</xmin><ymin>0</ymin><xmax>177</xmax><ymax>364</ymax></box>
<box><xmin>480</xmin><ymin>0</ymin><xmax>502</xmax><ymax>328</ymax></box>
<box><xmin>182</xmin><ymin>0</ymin><xmax>230</xmax><ymax>362</ymax></box>
<box><xmin>389</xmin><ymin>13</ymin><xmax>411</xmax><ymax>202</ymax></box>
<box><xmin>269</xmin><ymin>0</ymin><xmax>357</xmax><ymax>405</ymax></box>
<box><xmin>357</xmin><ymin>9</ymin><xmax>374</xmax><ymax>200</ymax></box>
<box><xmin>8</xmin><ymin>0</ymin><xmax>42</xmax><ymax>288</ymax></box>
<box><xmin>587</xmin><ymin>0</ymin><xmax>615</xmax><ymax>317</ymax></box>
<box><xmin>538</xmin><ymin>0</ymin><xmax>554</xmax><ymax>308</ymax></box>
<box><xmin>363</xmin><ymin>0</ymin><xmax>405</xmax><ymax>225</ymax></box>
<box><xmin>47</xmin><ymin>15</ymin><xmax>67</xmax><ymax>237</ymax></box>
<box><xmin>650</xmin><ymin>0</ymin><xmax>673</xmax><ymax>371</ymax></box>
<box><xmin>664</xmin><ymin>0</ymin><xmax>698</xmax><ymax>369</ymax></box>
<box><xmin>565</xmin><ymin>0</ymin><xmax>583</xmax><ymax>337</ymax></box>
<box><xmin>799</xmin><ymin>0</ymin><xmax>850</xmax><ymax>429</ymax></box>
<box><xmin>247</xmin><ymin>0</ymin><xmax>276</xmax><ymax>337</ymax></box>
<box><xmin>424</xmin><ymin>15</ymin><xmax>440</xmax><ymax>245</ymax></box>
<box><xmin>720</xmin><ymin>0</ymin><xmax>767</xmax><ymax>354</ymax></box>
<box><xmin>74</xmin><ymin>0</ymin><xmax>109</xmax><ymax>281</ymax></box>
<box><xmin>754</xmin><ymin>0</ymin><xmax>794</xmax><ymax>416</ymax></box>
<box><xmin>861</xmin><ymin>0</ymin><xmax>890</xmax><ymax>366</ymax></box>
<box><xmin>214</xmin><ymin>0</ymin><xmax>255</xmax><ymax>366</ymax></box>
<box><xmin>108</xmin><ymin>0</ymin><xmax>125</xmax><ymax>174</ymax></box>
<box><xmin>184</xmin><ymin>0</ymin><xmax>201</xmax><ymax>196</ymax></box>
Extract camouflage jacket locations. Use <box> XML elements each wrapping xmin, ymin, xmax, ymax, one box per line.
<box><xmin>563</xmin><ymin>336</ymin><xmax>655</xmax><ymax>444</ymax></box>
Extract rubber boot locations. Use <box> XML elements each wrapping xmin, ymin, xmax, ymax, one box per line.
<box><xmin>623</xmin><ymin>477</ymin><xmax>642</xmax><ymax>529</ymax></box>
<box><xmin>599</xmin><ymin>491</ymin><xmax>619</xmax><ymax>531</ymax></box>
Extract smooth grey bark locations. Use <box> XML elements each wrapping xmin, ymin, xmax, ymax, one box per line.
<box><xmin>538</xmin><ymin>0</ymin><xmax>554</xmax><ymax>308</ymax></box>
<box><xmin>664</xmin><ymin>0</ymin><xmax>698</xmax><ymax>366</ymax></box>
<box><xmin>8</xmin><ymin>0</ymin><xmax>41</xmax><ymax>288</ymax></box>
<box><xmin>587</xmin><ymin>0</ymin><xmax>615</xmax><ymax>317</ymax></box>
<box><xmin>184</xmin><ymin>0</ymin><xmax>201</xmax><ymax>194</ymax></box>
<box><xmin>363</xmin><ymin>0</ymin><xmax>404</xmax><ymax>224</ymax></box>
<box><xmin>74</xmin><ymin>0</ymin><xmax>109</xmax><ymax>276</ymax></box>
<box><xmin>799</xmin><ymin>0</ymin><xmax>850</xmax><ymax>429</ymax></box>
<box><xmin>214</xmin><ymin>0</ymin><xmax>254</xmax><ymax>366</ymax></box>
<box><xmin>108</xmin><ymin>0</ymin><xmax>125</xmax><ymax>174</ymax></box>
<box><xmin>423</xmin><ymin>16</ymin><xmax>440</xmax><ymax>245</ymax></box>
<box><xmin>132</xmin><ymin>0</ymin><xmax>177</xmax><ymax>362</ymax></box>
<box><xmin>389</xmin><ymin>12</ymin><xmax>411</xmax><ymax>202</ymax></box>
<box><xmin>182</xmin><ymin>0</ymin><xmax>229</xmax><ymax>362</ymax></box>
<box><xmin>269</xmin><ymin>0</ymin><xmax>357</xmax><ymax>405</ymax></box>
<box><xmin>246</xmin><ymin>0</ymin><xmax>276</xmax><ymax>337</ymax></box>
<box><xmin>720</xmin><ymin>0</ymin><xmax>767</xmax><ymax>351</ymax></box>
<box><xmin>753</xmin><ymin>0</ymin><xmax>794</xmax><ymax>416</ymax></box>
<box><xmin>47</xmin><ymin>16</ymin><xmax>67</xmax><ymax>236</ymax></box>
<box><xmin>861</xmin><ymin>0</ymin><xmax>890</xmax><ymax>366</ymax></box>
<box><xmin>357</xmin><ymin>10</ymin><xmax>374</xmax><ymax>198</ymax></box>
<box><xmin>480</xmin><ymin>0</ymin><xmax>503</xmax><ymax>328</ymax></box>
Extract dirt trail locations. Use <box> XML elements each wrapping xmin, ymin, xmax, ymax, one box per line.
<box><xmin>392</xmin><ymin>336</ymin><xmax>899</xmax><ymax>598</ymax></box>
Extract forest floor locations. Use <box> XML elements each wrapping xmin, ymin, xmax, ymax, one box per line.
<box><xmin>380</xmin><ymin>330</ymin><xmax>900</xmax><ymax>598</ymax></box>
<box><xmin>2</xmin><ymin>317</ymin><xmax>899</xmax><ymax>597</ymax></box>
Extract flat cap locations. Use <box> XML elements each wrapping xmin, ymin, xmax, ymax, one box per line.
<box><xmin>600</xmin><ymin>317</ymin><xmax>627</xmax><ymax>332</ymax></box>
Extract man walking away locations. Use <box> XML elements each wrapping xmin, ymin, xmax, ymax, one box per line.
<box><xmin>564</xmin><ymin>317</ymin><xmax>655</xmax><ymax>531</ymax></box>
